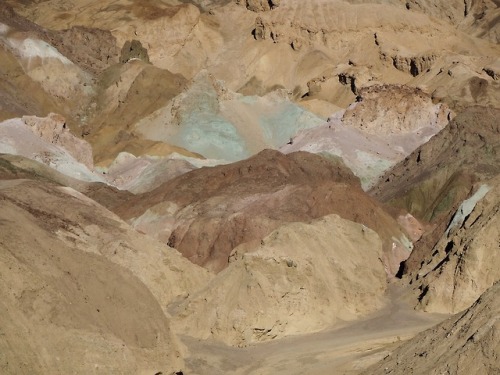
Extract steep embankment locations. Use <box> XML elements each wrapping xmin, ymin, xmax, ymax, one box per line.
<box><xmin>409</xmin><ymin>176</ymin><xmax>499</xmax><ymax>314</ymax></box>
<box><xmin>371</xmin><ymin>106</ymin><xmax>500</xmax><ymax>313</ymax></box>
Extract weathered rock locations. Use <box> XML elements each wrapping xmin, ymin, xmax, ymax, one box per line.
<box><xmin>120</xmin><ymin>39</ymin><xmax>150</xmax><ymax>64</ymax></box>
<box><xmin>363</xmin><ymin>282</ymin><xmax>500</xmax><ymax>375</ymax></box>
<box><xmin>371</xmin><ymin>107</ymin><xmax>500</xmax><ymax>280</ymax></box>
<box><xmin>253</xmin><ymin>16</ymin><xmax>268</xmax><ymax>40</ymax></box>
<box><xmin>483</xmin><ymin>59</ymin><xmax>500</xmax><ymax>80</ymax></box>
<box><xmin>390</xmin><ymin>54</ymin><xmax>437</xmax><ymax>76</ymax></box>
<box><xmin>22</xmin><ymin>113</ymin><xmax>94</xmax><ymax>169</ymax></box>
<box><xmin>49</xmin><ymin>26</ymin><xmax>120</xmax><ymax>75</ymax></box>
<box><xmin>411</xmin><ymin>177</ymin><xmax>500</xmax><ymax>314</ymax></box>
<box><xmin>238</xmin><ymin>0</ymin><xmax>280</xmax><ymax>13</ymax></box>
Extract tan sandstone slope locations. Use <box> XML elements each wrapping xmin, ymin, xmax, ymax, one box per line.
<box><xmin>171</xmin><ymin>214</ymin><xmax>388</xmax><ymax>346</ymax></box>
<box><xmin>0</xmin><ymin>158</ymin><xmax>212</xmax><ymax>374</ymax></box>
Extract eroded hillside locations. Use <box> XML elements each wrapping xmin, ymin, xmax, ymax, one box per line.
<box><xmin>0</xmin><ymin>0</ymin><xmax>499</xmax><ymax>374</ymax></box>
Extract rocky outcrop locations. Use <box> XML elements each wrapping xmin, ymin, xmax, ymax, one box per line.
<box><xmin>483</xmin><ymin>59</ymin><xmax>500</xmax><ymax>80</ymax></box>
<box><xmin>238</xmin><ymin>0</ymin><xmax>280</xmax><ymax>12</ymax></box>
<box><xmin>390</xmin><ymin>53</ymin><xmax>437</xmax><ymax>76</ymax></box>
<box><xmin>22</xmin><ymin>113</ymin><xmax>94</xmax><ymax>169</ymax></box>
<box><xmin>363</xmin><ymin>282</ymin><xmax>500</xmax><ymax>375</ymax></box>
<box><xmin>341</xmin><ymin>84</ymin><xmax>451</xmax><ymax>134</ymax></box>
<box><xmin>120</xmin><ymin>39</ymin><xmax>150</xmax><ymax>64</ymax></box>
<box><xmin>404</xmin><ymin>0</ymin><xmax>500</xmax><ymax>43</ymax></box>
<box><xmin>371</xmin><ymin>107</ymin><xmax>500</xmax><ymax>277</ymax></box>
<box><xmin>410</xmin><ymin>178</ymin><xmax>499</xmax><ymax>314</ymax></box>
<box><xmin>253</xmin><ymin>16</ymin><xmax>268</xmax><ymax>40</ymax></box>
<box><xmin>172</xmin><ymin>214</ymin><xmax>387</xmax><ymax>346</ymax></box>
<box><xmin>0</xmin><ymin>4</ymin><xmax>119</xmax><ymax>75</ymax></box>
<box><xmin>371</xmin><ymin>107</ymin><xmax>500</xmax><ymax>313</ymax></box>
<box><xmin>49</xmin><ymin>26</ymin><xmax>119</xmax><ymax>75</ymax></box>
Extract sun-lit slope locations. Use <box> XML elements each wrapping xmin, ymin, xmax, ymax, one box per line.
<box><xmin>0</xmin><ymin>177</ymin><xmax>212</xmax><ymax>374</ymax></box>
<box><xmin>214</xmin><ymin>0</ymin><xmax>500</xmax><ymax>112</ymax></box>
<box><xmin>403</xmin><ymin>0</ymin><xmax>500</xmax><ymax>43</ymax></box>
<box><xmin>410</xmin><ymin>176</ymin><xmax>500</xmax><ymax>314</ymax></box>
<box><xmin>171</xmin><ymin>214</ymin><xmax>387</xmax><ymax>346</ymax></box>
<box><xmin>7</xmin><ymin>0</ymin><xmax>500</xmax><ymax>115</ymax></box>
<box><xmin>371</xmin><ymin>107</ymin><xmax>499</xmax><ymax>271</ymax></box>
<box><xmin>4</xmin><ymin>0</ymin><xmax>223</xmax><ymax>78</ymax></box>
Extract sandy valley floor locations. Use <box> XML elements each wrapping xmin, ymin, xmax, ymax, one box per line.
<box><xmin>181</xmin><ymin>283</ymin><xmax>448</xmax><ymax>374</ymax></box>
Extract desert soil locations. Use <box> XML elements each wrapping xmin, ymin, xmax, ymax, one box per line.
<box><xmin>180</xmin><ymin>283</ymin><xmax>448</xmax><ymax>375</ymax></box>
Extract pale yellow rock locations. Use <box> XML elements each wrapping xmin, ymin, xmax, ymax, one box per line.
<box><xmin>171</xmin><ymin>214</ymin><xmax>387</xmax><ymax>346</ymax></box>
<box><xmin>413</xmin><ymin>176</ymin><xmax>500</xmax><ymax>314</ymax></box>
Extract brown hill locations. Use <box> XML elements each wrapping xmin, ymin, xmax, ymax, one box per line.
<box><xmin>117</xmin><ymin>149</ymin><xmax>411</xmax><ymax>274</ymax></box>
<box><xmin>363</xmin><ymin>281</ymin><xmax>500</xmax><ymax>375</ymax></box>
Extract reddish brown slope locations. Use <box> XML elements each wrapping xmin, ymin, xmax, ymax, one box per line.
<box><xmin>118</xmin><ymin>150</ymin><xmax>410</xmax><ymax>273</ymax></box>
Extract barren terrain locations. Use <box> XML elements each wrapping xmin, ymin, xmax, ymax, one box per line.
<box><xmin>0</xmin><ymin>0</ymin><xmax>498</xmax><ymax>374</ymax></box>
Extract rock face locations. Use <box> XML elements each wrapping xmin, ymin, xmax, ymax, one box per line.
<box><xmin>282</xmin><ymin>85</ymin><xmax>451</xmax><ymax>189</ymax></box>
<box><xmin>22</xmin><ymin>113</ymin><xmax>94</xmax><ymax>169</ymax></box>
<box><xmin>363</xmin><ymin>282</ymin><xmax>500</xmax><ymax>375</ymax></box>
<box><xmin>404</xmin><ymin>0</ymin><xmax>500</xmax><ymax>43</ymax></box>
<box><xmin>49</xmin><ymin>26</ymin><xmax>120</xmax><ymax>75</ymax></box>
<box><xmin>238</xmin><ymin>0</ymin><xmax>280</xmax><ymax>12</ymax></box>
<box><xmin>172</xmin><ymin>214</ymin><xmax>387</xmax><ymax>346</ymax></box>
<box><xmin>0</xmin><ymin>3</ymin><xmax>119</xmax><ymax>75</ymax></box>
<box><xmin>370</xmin><ymin>106</ymin><xmax>500</xmax><ymax>313</ymax></box>
<box><xmin>341</xmin><ymin>85</ymin><xmax>451</xmax><ymax>135</ymax></box>
<box><xmin>0</xmin><ymin>173</ymin><xmax>211</xmax><ymax>374</ymax></box>
<box><xmin>119</xmin><ymin>149</ymin><xmax>411</xmax><ymax>275</ymax></box>
<box><xmin>120</xmin><ymin>39</ymin><xmax>150</xmax><ymax>64</ymax></box>
<box><xmin>371</xmin><ymin>107</ymin><xmax>500</xmax><ymax>268</ymax></box>
<box><xmin>410</xmin><ymin>177</ymin><xmax>500</xmax><ymax>314</ymax></box>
